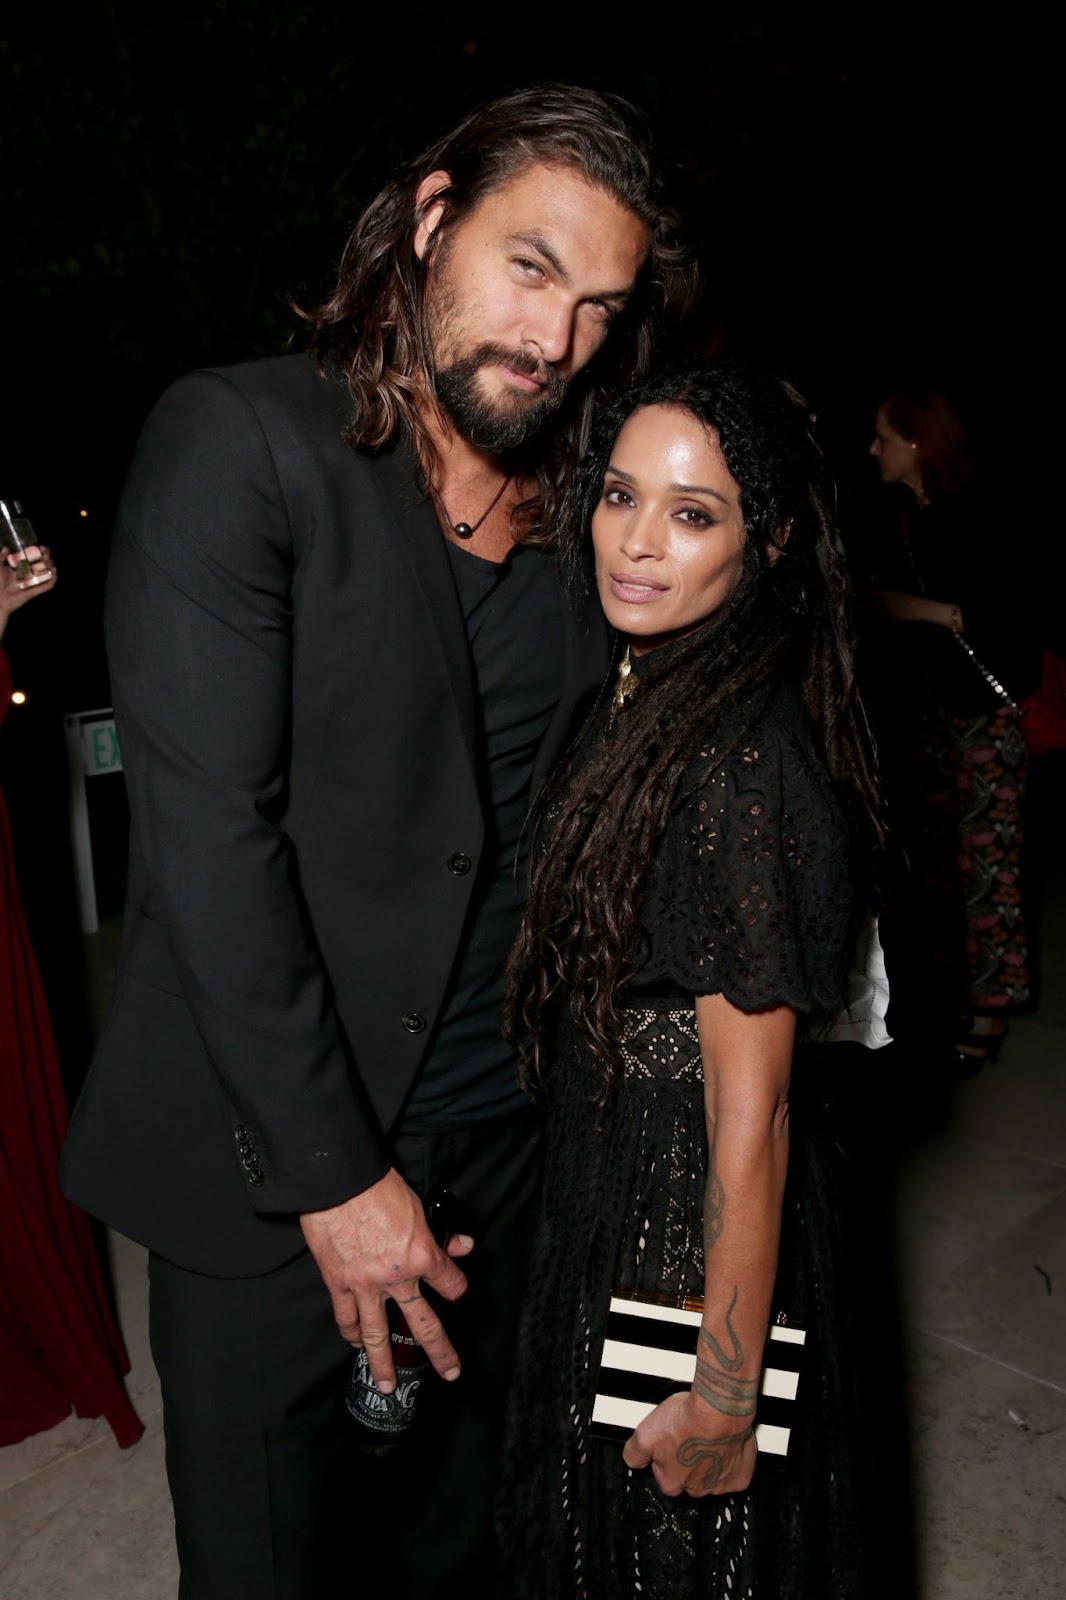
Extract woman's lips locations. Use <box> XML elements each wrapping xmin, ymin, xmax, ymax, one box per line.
<box><xmin>607</xmin><ymin>572</ymin><xmax>668</xmax><ymax>604</ymax></box>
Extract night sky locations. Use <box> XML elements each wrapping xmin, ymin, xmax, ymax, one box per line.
<box><xmin>0</xmin><ymin>7</ymin><xmax>1050</xmax><ymax>1062</ymax></box>
<box><xmin>3</xmin><ymin>10</ymin><xmax>1046</xmax><ymax>691</ymax></box>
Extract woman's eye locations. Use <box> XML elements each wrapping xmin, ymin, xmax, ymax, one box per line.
<box><xmin>604</xmin><ymin>487</ymin><xmax>633</xmax><ymax>507</ymax></box>
<box><xmin>677</xmin><ymin>507</ymin><xmax>714</xmax><ymax>527</ymax></box>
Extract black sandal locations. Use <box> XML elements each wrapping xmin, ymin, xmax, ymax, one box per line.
<box><xmin>952</xmin><ymin>1017</ymin><xmax>1009</xmax><ymax>1075</ymax></box>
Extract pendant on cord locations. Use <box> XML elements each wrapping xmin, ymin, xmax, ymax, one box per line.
<box><xmin>433</xmin><ymin>474</ymin><xmax>512</xmax><ymax>540</ymax></box>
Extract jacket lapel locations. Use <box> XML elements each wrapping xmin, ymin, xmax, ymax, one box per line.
<box><xmin>367</xmin><ymin>436</ymin><xmax>609</xmax><ymax>799</ymax></box>
<box><xmin>368</xmin><ymin>440</ymin><xmax>480</xmax><ymax>777</ymax></box>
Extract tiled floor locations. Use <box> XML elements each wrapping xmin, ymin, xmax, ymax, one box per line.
<box><xmin>3</xmin><ymin>787</ymin><xmax>1065</xmax><ymax>1597</ymax></box>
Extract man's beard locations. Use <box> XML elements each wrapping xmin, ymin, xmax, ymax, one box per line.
<box><xmin>433</xmin><ymin>342</ymin><xmax>569</xmax><ymax>454</ymax></box>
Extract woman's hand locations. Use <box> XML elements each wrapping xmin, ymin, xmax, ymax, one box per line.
<box><xmin>1</xmin><ymin>547</ymin><xmax>57</xmax><ymax>640</ymax></box>
<box><xmin>868</xmin><ymin>587</ymin><xmax>961</xmax><ymax>630</ymax></box>
<box><xmin>622</xmin><ymin>1387</ymin><xmax>758</xmax><ymax>1498</ymax></box>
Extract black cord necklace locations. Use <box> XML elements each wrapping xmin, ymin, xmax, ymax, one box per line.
<box><xmin>432</xmin><ymin>473</ymin><xmax>512</xmax><ymax>539</ymax></box>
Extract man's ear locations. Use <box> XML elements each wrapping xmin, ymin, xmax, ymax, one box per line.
<box><xmin>766</xmin><ymin>516</ymin><xmax>792</xmax><ymax>567</ymax></box>
<box><xmin>413</xmin><ymin>170</ymin><xmax>452</xmax><ymax>262</ymax></box>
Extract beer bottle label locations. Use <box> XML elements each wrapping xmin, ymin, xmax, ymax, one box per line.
<box><xmin>345</xmin><ymin>1346</ymin><xmax>428</xmax><ymax>1438</ymax></box>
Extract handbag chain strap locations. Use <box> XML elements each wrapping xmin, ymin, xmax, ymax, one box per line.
<box><xmin>952</xmin><ymin>631</ymin><xmax>1017</xmax><ymax>709</ymax></box>
<box><xmin>899</xmin><ymin>515</ymin><xmax>1016</xmax><ymax>710</ymax></box>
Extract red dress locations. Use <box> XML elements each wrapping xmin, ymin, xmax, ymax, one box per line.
<box><xmin>0</xmin><ymin>645</ymin><xmax>142</xmax><ymax>1447</ymax></box>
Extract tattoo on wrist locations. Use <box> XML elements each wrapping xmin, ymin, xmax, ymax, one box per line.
<box><xmin>698</xmin><ymin>1286</ymin><xmax>744</xmax><ymax>1372</ymax></box>
<box><xmin>694</xmin><ymin>1357</ymin><xmax>757</xmax><ymax>1418</ymax></box>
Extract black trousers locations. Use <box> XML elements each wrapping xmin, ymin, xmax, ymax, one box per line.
<box><xmin>149</xmin><ymin>1107</ymin><xmax>543</xmax><ymax>1600</ymax></box>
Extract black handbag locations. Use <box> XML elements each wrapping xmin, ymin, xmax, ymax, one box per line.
<box><xmin>590</xmin><ymin>1291</ymin><xmax>806</xmax><ymax>1464</ymax></box>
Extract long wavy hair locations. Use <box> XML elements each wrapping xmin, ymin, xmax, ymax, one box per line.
<box><xmin>506</xmin><ymin>357</ymin><xmax>882</xmax><ymax>1093</ymax></box>
<box><xmin>299</xmin><ymin>83</ymin><xmax>698</xmax><ymax>538</ymax></box>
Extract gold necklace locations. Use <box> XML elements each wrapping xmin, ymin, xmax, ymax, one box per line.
<box><xmin>610</xmin><ymin>644</ymin><xmax>639</xmax><ymax>724</ymax></box>
<box><xmin>432</xmin><ymin>474</ymin><xmax>512</xmax><ymax>540</ymax></box>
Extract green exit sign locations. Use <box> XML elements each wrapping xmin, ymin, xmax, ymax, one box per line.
<box><xmin>78</xmin><ymin>716</ymin><xmax>123</xmax><ymax>775</ymax></box>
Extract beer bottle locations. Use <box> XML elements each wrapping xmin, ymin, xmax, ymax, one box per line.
<box><xmin>345</xmin><ymin>1303</ymin><xmax>429</xmax><ymax>1455</ymax></box>
<box><xmin>345</xmin><ymin>1187</ymin><xmax>458</xmax><ymax>1454</ymax></box>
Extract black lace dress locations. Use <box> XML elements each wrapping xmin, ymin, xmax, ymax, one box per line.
<box><xmin>499</xmin><ymin>679</ymin><xmax>868</xmax><ymax>1599</ymax></box>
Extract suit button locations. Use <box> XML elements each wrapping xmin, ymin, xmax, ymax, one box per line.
<box><xmin>447</xmin><ymin>852</ymin><xmax>472</xmax><ymax>875</ymax></box>
<box><xmin>402</xmin><ymin>1012</ymin><xmax>427</xmax><ymax>1034</ymax></box>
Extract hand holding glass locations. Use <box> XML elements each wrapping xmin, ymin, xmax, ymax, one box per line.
<box><xmin>1</xmin><ymin>498</ymin><xmax>54</xmax><ymax>588</ymax></box>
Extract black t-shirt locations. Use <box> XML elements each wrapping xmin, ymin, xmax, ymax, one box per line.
<box><xmin>400</xmin><ymin>540</ymin><xmax>565</xmax><ymax>1130</ymax></box>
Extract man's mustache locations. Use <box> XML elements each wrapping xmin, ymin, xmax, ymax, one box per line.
<box><xmin>464</xmin><ymin>343</ymin><xmax>568</xmax><ymax>406</ymax></box>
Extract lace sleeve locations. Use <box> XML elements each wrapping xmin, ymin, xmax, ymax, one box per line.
<box><xmin>632</xmin><ymin>704</ymin><xmax>854</xmax><ymax>1013</ymax></box>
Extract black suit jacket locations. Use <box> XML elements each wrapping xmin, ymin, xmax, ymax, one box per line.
<box><xmin>59</xmin><ymin>354</ymin><xmax>609</xmax><ymax>1276</ymax></box>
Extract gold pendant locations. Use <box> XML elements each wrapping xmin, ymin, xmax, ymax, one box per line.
<box><xmin>610</xmin><ymin>645</ymin><xmax>636</xmax><ymax>723</ymax></box>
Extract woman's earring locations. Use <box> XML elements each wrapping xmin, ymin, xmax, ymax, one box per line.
<box><xmin>767</xmin><ymin>518</ymin><xmax>791</xmax><ymax>566</ymax></box>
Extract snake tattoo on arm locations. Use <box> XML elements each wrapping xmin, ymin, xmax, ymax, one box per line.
<box><xmin>677</xmin><ymin>1157</ymin><xmax>758</xmax><ymax>1488</ymax></box>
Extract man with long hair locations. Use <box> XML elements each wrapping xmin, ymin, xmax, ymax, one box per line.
<box><xmin>60</xmin><ymin>83</ymin><xmax>697</xmax><ymax>1597</ymax></box>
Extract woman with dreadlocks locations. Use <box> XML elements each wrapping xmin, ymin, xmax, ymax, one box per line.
<box><xmin>498</xmin><ymin>358</ymin><xmax>881</xmax><ymax>1598</ymax></box>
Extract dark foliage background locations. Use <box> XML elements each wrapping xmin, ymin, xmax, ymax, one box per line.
<box><xmin>0</xmin><ymin>4</ymin><xmax>1049</xmax><ymax>1078</ymax></box>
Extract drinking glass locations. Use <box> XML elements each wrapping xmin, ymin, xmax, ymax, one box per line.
<box><xmin>0</xmin><ymin>497</ymin><xmax>53</xmax><ymax>588</ymax></box>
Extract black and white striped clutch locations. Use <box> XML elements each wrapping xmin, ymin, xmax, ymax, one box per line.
<box><xmin>590</xmin><ymin>1294</ymin><xmax>806</xmax><ymax>1462</ymax></box>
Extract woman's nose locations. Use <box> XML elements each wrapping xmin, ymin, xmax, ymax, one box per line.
<box><xmin>619</xmin><ymin>513</ymin><xmax>662</xmax><ymax>559</ymax></box>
